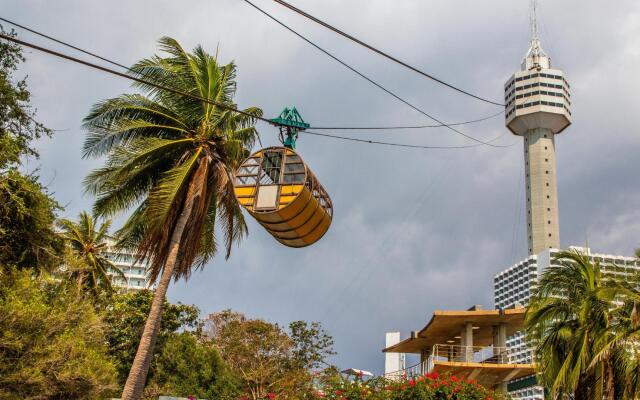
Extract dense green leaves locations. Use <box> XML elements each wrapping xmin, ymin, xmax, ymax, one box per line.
<box><xmin>0</xmin><ymin>269</ymin><xmax>118</xmax><ymax>399</ymax></box>
<box><xmin>99</xmin><ymin>289</ymin><xmax>200</xmax><ymax>385</ymax></box>
<box><xmin>0</xmin><ymin>171</ymin><xmax>63</xmax><ymax>270</ymax></box>
<box><xmin>0</xmin><ymin>27</ymin><xmax>52</xmax><ymax>169</ymax></box>
<box><xmin>147</xmin><ymin>332</ymin><xmax>239</xmax><ymax>400</ymax></box>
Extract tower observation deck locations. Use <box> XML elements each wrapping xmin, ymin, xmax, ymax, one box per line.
<box><xmin>504</xmin><ymin>2</ymin><xmax>572</xmax><ymax>255</ymax></box>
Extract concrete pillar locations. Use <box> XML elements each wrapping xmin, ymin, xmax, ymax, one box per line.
<box><xmin>492</xmin><ymin>324</ymin><xmax>507</xmax><ymax>362</ymax></box>
<box><xmin>524</xmin><ymin>127</ymin><xmax>560</xmax><ymax>254</ymax></box>
<box><xmin>460</xmin><ymin>322</ymin><xmax>473</xmax><ymax>362</ymax></box>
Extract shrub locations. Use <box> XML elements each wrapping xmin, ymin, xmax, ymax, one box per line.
<box><xmin>317</xmin><ymin>373</ymin><xmax>502</xmax><ymax>400</ymax></box>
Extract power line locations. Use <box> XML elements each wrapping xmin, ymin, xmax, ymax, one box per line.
<box><xmin>2</xmin><ymin>15</ymin><xmax>504</xmax><ymax>142</ymax></box>
<box><xmin>270</xmin><ymin>0</ymin><xmax>505</xmax><ymax>107</ymax></box>
<box><xmin>241</xmin><ymin>0</ymin><xmax>503</xmax><ymax>147</ymax></box>
<box><xmin>0</xmin><ymin>33</ymin><xmax>277</xmax><ymax>126</ymax></box>
<box><xmin>0</xmin><ymin>16</ymin><xmax>130</xmax><ymax>71</ymax></box>
<box><xmin>309</xmin><ymin>110</ymin><xmax>503</xmax><ymax>130</ymax></box>
<box><xmin>304</xmin><ymin>130</ymin><xmax>515</xmax><ymax>149</ymax></box>
<box><xmin>0</xmin><ymin>30</ymin><xmax>510</xmax><ymax>151</ymax></box>
<box><xmin>0</xmin><ymin>16</ymin><xmax>503</xmax><ymax>134</ymax></box>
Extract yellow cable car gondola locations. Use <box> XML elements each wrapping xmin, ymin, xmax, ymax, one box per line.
<box><xmin>233</xmin><ymin>146</ymin><xmax>333</xmax><ymax>248</ymax></box>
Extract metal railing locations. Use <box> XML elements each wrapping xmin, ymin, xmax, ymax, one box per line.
<box><xmin>383</xmin><ymin>344</ymin><xmax>520</xmax><ymax>380</ymax></box>
<box><xmin>383</xmin><ymin>361</ymin><xmax>428</xmax><ymax>380</ymax></box>
<box><xmin>431</xmin><ymin>344</ymin><xmax>514</xmax><ymax>364</ymax></box>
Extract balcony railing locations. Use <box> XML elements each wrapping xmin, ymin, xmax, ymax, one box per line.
<box><xmin>383</xmin><ymin>344</ymin><xmax>523</xmax><ymax>380</ymax></box>
<box><xmin>431</xmin><ymin>344</ymin><xmax>513</xmax><ymax>364</ymax></box>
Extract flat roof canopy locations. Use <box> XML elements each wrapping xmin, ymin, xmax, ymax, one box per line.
<box><xmin>383</xmin><ymin>308</ymin><xmax>526</xmax><ymax>353</ymax></box>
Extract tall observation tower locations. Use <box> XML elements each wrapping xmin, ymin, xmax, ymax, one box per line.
<box><xmin>504</xmin><ymin>0</ymin><xmax>572</xmax><ymax>255</ymax></box>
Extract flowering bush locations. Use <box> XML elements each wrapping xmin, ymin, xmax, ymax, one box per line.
<box><xmin>316</xmin><ymin>373</ymin><xmax>503</xmax><ymax>400</ymax></box>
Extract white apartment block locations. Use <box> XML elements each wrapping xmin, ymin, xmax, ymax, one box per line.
<box><xmin>104</xmin><ymin>245</ymin><xmax>152</xmax><ymax>291</ymax></box>
<box><xmin>494</xmin><ymin>247</ymin><xmax>640</xmax><ymax>399</ymax></box>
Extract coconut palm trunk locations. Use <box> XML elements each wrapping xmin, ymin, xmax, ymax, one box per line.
<box><xmin>122</xmin><ymin>160</ymin><xmax>208</xmax><ymax>399</ymax></box>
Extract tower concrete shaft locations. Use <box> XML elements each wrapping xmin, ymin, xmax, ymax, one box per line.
<box><xmin>524</xmin><ymin>128</ymin><xmax>560</xmax><ymax>254</ymax></box>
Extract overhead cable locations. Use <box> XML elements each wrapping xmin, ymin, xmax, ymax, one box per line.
<box><xmin>0</xmin><ymin>33</ymin><xmax>277</xmax><ymax>126</ymax></box>
<box><xmin>0</xmin><ymin>16</ymin><xmax>129</xmax><ymax>70</ymax></box>
<box><xmin>0</xmin><ymin>32</ymin><xmax>510</xmax><ymax>151</ymax></box>
<box><xmin>270</xmin><ymin>0</ymin><xmax>505</xmax><ymax>107</ymax></box>
<box><xmin>2</xmin><ymin>15</ymin><xmax>503</xmax><ymax>138</ymax></box>
<box><xmin>303</xmin><ymin>130</ymin><xmax>515</xmax><ymax>149</ymax></box>
<box><xmin>241</xmin><ymin>0</ymin><xmax>503</xmax><ymax>147</ymax></box>
<box><xmin>309</xmin><ymin>110</ymin><xmax>503</xmax><ymax>131</ymax></box>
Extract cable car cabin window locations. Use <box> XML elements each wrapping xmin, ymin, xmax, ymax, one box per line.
<box><xmin>284</xmin><ymin>163</ymin><xmax>305</xmax><ymax>173</ymax></box>
<box><xmin>234</xmin><ymin>157</ymin><xmax>260</xmax><ymax>186</ymax></box>
<box><xmin>285</xmin><ymin>154</ymin><xmax>302</xmax><ymax>163</ymax></box>
<box><xmin>283</xmin><ymin>173</ymin><xmax>305</xmax><ymax>184</ymax></box>
<box><xmin>235</xmin><ymin>175</ymin><xmax>257</xmax><ymax>186</ymax></box>
<box><xmin>259</xmin><ymin>151</ymin><xmax>283</xmax><ymax>185</ymax></box>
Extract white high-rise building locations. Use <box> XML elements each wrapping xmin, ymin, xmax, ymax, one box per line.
<box><xmin>504</xmin><ymin>0</ymin><xmax>571</xmax><ymax>256</ymax></box>
<box><xmin>104</xmin><ymin>244</ymin><xmax>152</xmax><ymax>291</ymax></box>
<box><xmin>494</xmin><ymin>247</ymin><xmax>640</xmax><ymax>399</ymax></box>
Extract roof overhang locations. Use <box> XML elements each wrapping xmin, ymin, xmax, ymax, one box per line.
<box><xmin>382</xmin><ymin>307</ymin><xmax>526</xmax><ymax>353</ymax></box>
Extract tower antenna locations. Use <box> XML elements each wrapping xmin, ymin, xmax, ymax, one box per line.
<box><xmin>530</xmin><ymin>0</ymin><xmax>539</xmax><ymax>42</ymax></box>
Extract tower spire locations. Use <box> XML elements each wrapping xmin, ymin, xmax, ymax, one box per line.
<box><xmin>530</xmin><ymin>0</ymin><xmax>539</xmax><ymax>42</ymax></box>
<box><xmin>522</xmin><ymin>0</ymin><xmax>549</xmax><ymax>70</ymax></box>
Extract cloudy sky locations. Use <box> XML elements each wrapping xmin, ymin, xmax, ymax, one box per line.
<box><xmin>4</xmin><ymin>0</ymin><xmax>640</xmax><ymax>372</ymax></box>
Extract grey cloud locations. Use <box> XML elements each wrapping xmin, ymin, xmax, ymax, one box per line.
<box><xmin>5</xmin><ymin>0</ymin><xmax>640</xmax><ymax>373</ymax></box>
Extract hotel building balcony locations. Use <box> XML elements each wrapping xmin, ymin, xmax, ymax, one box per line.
<box><xmin>382</xmin><ymin>306</ymin><xmax>535</xmax><ymax>392</ymax></box>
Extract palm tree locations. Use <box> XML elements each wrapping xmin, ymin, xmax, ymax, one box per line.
<box><xmin>591</xmin><ymin>272</ymin><xmax>640</xmax><ymax>399</ymax></box>
<box><xmin>526</xmin><ymin>249</ymin><xmax>618</xmax><ymax>400</ymax></box>
<box><xmin>58</xmin><ymin>211</ymin><xmax>124</xmax><ymax>296</ymax></box>
<box><xmin>82</xmin><ymin>37</ymin><xmax>262</xmax><ymax>399</ymax></box>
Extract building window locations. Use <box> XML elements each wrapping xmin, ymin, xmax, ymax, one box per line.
<box><xmin>549</xmin><ymin>233</ymin><xmax>552</xmax><ymax>237</ymax></box>
<box><xmin>546</xmin><ymin>171</ymin><xmax>549</xmax><ymax>174</ymax></box>
<box><xmin>545</xmin><ymin>158</ymin><xmax>548</xmax><ymax>162</ymax></box>
<box><xmin>547</xmin><ymin>208</ymin><xmax>551</xmax><ymax>211</ymax></box>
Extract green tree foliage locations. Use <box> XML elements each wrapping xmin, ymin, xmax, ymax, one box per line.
<box><xmin>204</xmin><ymin>310</ymin><xmax>335</xmax><ymax>400</ymax></box>
<box><xmin>58</xmin><ymin>211</ymin><xmax>124</xmax><ymax>296</ymax></box>
<box><xmin>289</xmin><ymin>320</ymin><xmax>336</xmax><ymax>370</ymax></box>
<box><xmin>100</xmin><ymin>289</ymin><xmax>200</xmax><ymax>385</ymax></box>
<box><xmin>146</xmin><ymin>332</ymin><xmax>239</xmax><ymax>400</ymax></box>
<box><xmin>82</xmin><ymin>37</ymin><xmax>262</xmax><ymax>398</ymax></box>
<box><xmin>0</xmin><ymin>28</ymin><xmax>62</xmax><ymax>271</ymax></box>
<box><xmin>0</xmin><ymin>269</ymin><xmax>118</xmax><ymax>399</ymax></box>
<box><xmin>526</xmin><ymin>249</ymin><xmax>640</xmax><ymax>399</ymax></box>
<box><xmin>0</xmin><ymin>170</ymin><xmax>63</xmax><ymax>270</ymax></box>
<box><xmin>0</xmin><ymin>27</ymin><xmax>52</xmax><ymax>169</ymax></box>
